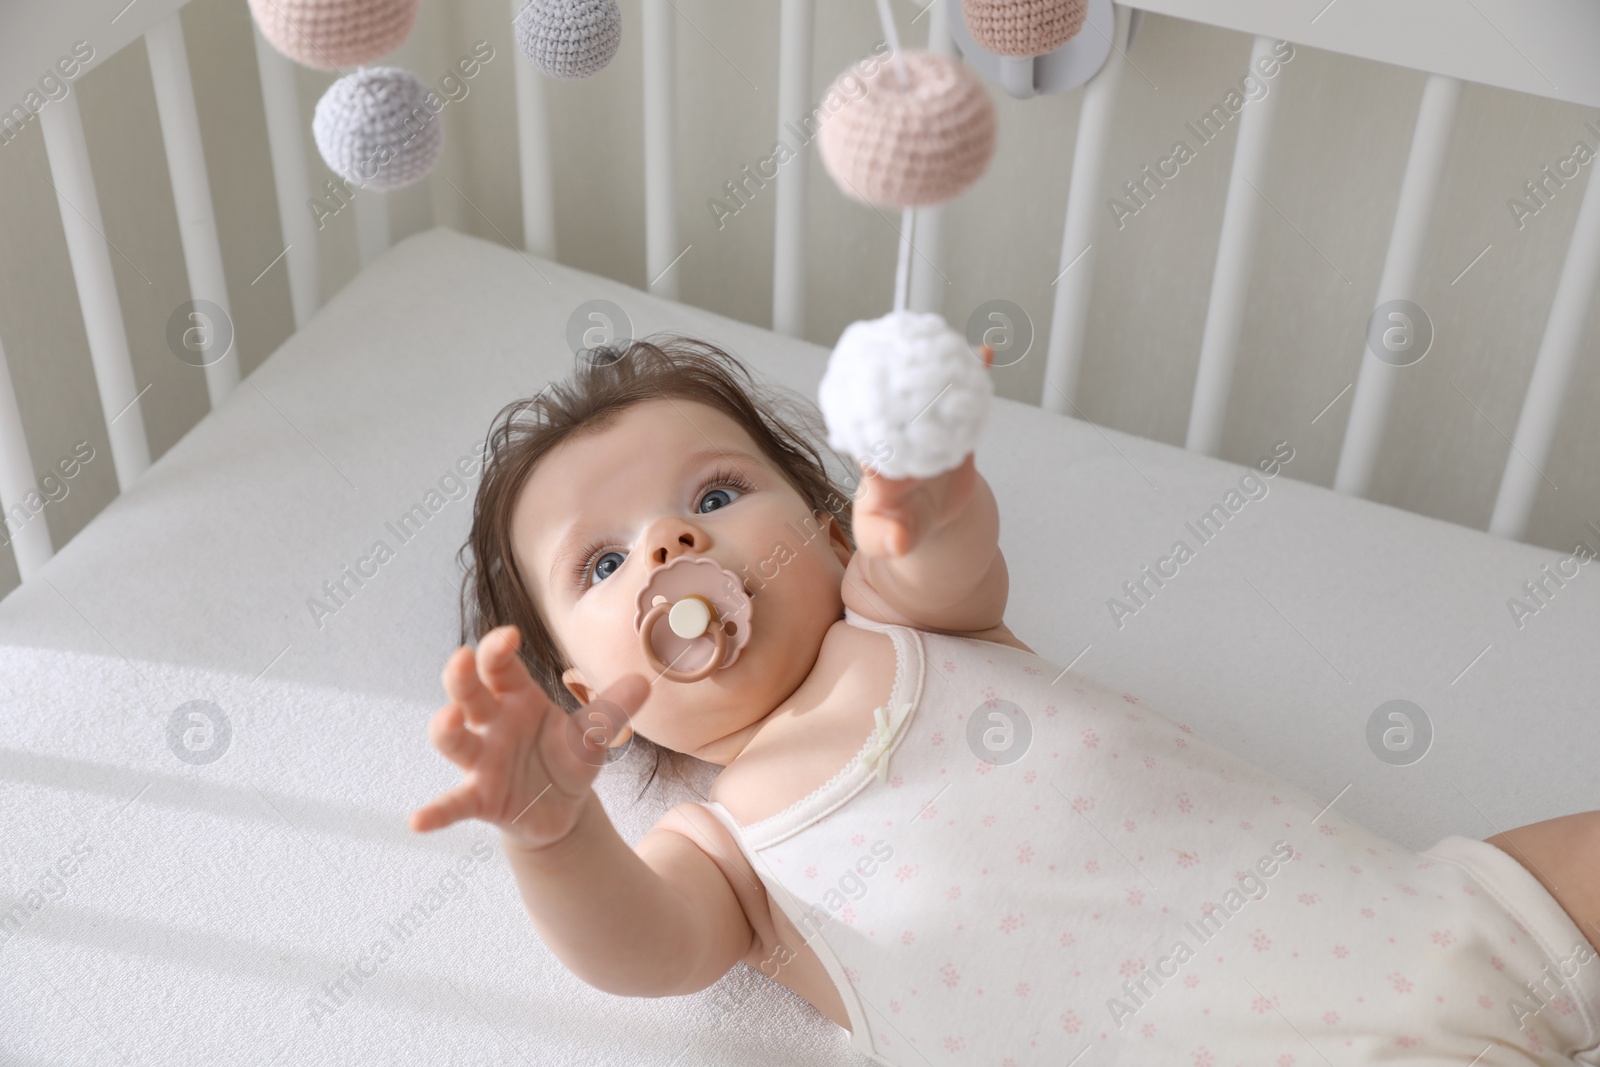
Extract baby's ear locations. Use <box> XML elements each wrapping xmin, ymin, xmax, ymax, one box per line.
<box><xmin>561</xmin><ymin>666</ymin><xmax>593</xmax><ymax>705</ymax></box>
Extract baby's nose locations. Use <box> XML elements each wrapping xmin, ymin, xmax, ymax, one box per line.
<box><xmin>640</xmin><ymin>516</ymin><xmax>708</xmax><ymax>568</ymax></box>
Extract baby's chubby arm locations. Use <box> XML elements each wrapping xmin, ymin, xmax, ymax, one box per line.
<box><xmin>412</xmin><ymin>626</ymin><xmax>754</xmax><ymax>997</ymax></box>
<box><xmin>842</xmin><ymin>451</ymin><xmax>1008</xmax><ymax>634</ymax></box>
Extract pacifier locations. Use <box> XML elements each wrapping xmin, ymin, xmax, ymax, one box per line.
<box><xmin>633</xmin><ymin>555</ymin><xmax>754</xmax><ymax>682</ymax></box>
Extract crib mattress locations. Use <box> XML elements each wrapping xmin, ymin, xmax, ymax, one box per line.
<box><xmin>2</xmin><ymin>226</ymin><xmax>1595</xmax><ymax>1067</ymax></box>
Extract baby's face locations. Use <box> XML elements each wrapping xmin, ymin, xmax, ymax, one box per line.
<box><xmin>513</xmin><ymin>397</ymin><xmax>853</xmax><ymax>764</ymax></box>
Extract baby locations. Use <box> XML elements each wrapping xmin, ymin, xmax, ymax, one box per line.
<box><xmin>411</xmin><ymin>334</ymin><xmax>1600</xmax><ymax>1065</ymax></box>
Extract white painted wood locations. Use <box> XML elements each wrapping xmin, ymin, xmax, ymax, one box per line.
<box><xmin>1041</xmin><ymin>3</ymin><xmax>1131</xmax><ymax>415</ymax></box>
<box><xmin>1334</xmin><ymin>74</ymin><xmax>1460</xmax><ymax>498</ymax></box>
<box><xmin>893</xmin><ymin>206</ymin><xmax>915</xmax><ymax>313</ymax></box>
<box><xmin>642</xmin><ymin>0</ymin><xmax>679</xmax><ymax>300</ymax></box>
<box><xmin>1185</xmin><ymin>35</ymin><xmax>1284</xmax><ymax>456</ymax></box>
<box><xmin>0</xmin><ymin>334</ymin><xmax>53</xmax><ymax>580</ymax></box>
<box><xmin>147</xmin><ymin>12</ymin><xmax>238</xmax><ymax>407</ymax></box>
<box><xmin>253</xmin><ymin>21</ymin><xmax>319</xmax><ymax>331</ymax></box>
<box><xmin>354</xmin><ymin>189</ymin><xmax>391</xmax><ymax>267</ymax></box>
<box><xmin>6</xmin><ymin>0</ymin><xmax>1596</xmax><ymax>123</ymax></box>
<box><xmin>511</xmin><ymin>0</ymin><xmax>557</xmax><ymax>260</ymax></box>
<box><xmin>909</xmin><ymin>0</ymin><xmax>954</xmax><ymax>317</ymax></box>
<box><xmin>771</xmin><ymin>0</ymin><xmax>812</xmax><ymax>337</ymax></box>
<box><xmin>39</xmin><ymin>94</ymin><xmax>151</xmax><ymax>492</ymax></box>
<box><xmin>1120</xmin><ymin>0</ymin><xmax>1599</xmax><ymax>109</ymax></box>
<box><xmin>1489</xmin><ymin>159</ymin><xmax>1600</xmax><ymax>541</ymax></box>
<box><xmin>998</xmin><ymin>55</ymin><xmax>1036</xmax><ymax>99</ymax></box>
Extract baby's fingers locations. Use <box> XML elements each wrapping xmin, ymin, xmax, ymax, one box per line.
<box><xmin>427</xmin><ymin>703</ymin><xmax>482</xmax><ymax>770</ymax></box>
<box><xmin>476</xmin><ymin>625</ymin><xmax>540</xmax><ymax>698</ymax></box>
<box><xmin>409</xmin><ymin>781</ymin><xmax>481</xmax><ymax>833</ymax></box>
<box><xmin>442</xmin><ymin>645</ymin><xmax>499</xmax><ymax>727</ymax></box>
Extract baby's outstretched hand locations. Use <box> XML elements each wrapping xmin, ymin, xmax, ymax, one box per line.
<box><xmin>409</xmin><ymin>625</ymin><xmax>649</xmax><ymax>851</ymax></box>
<box><xmin>852</xmin><ymin>451</ymin><xmax>979</xmax><ymax>559</ymax></box>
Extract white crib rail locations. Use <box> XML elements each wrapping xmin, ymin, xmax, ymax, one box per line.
<box><xmin>510</xmin><ymin>0</ymin><xmax>557</xmax><ymax>261</ymax></box>
<box><xmin>2</xmin><ymin>0</ymin><xmax>1598</xmax><ymax>587</ymax></box>
<box><xmin>1184</xmin><ymin>35</ymin><xmax>1283</xmax><ymax>457</ymax></box>
<box><xmin>642</xmin><ymin>0</ymin><xmax>679</xmax><ymax>300</ymax></box>
<box><xmin>0</xmin><ymin>336</ymin><xmax>51</xmax><ymax>580</ymax></box>
<box><xmin>254</xmin><ymin>20</ymin><xmax>320</xmax><ymax>331</ymax></box>
<box><xmin>1041</xmin><ymin>3</ymin><xmax>1132</xmax><ymax>414</ymax></box>
<box><xmin>1333</xmin><ymin>74</ymin><xmax>1461</xmax><ymax>499</ymax></box>
<box><xmin>146</xmin><ymin>11</ymin><xmax>240</xmax><ymax>408</ymax></box>
<box><xmin>771</xmin><ymin>0</ymin><xmax>814</xmax><ymax>337</ymax></box>
<box><xmin>1490</xmin><ymin>163</ymin><xmax>1600</xmax><ymax>541</ymax></box>
<box><xmin>38</xmin><ymin>93</ymin><xmax>152</xmax><ymax>495</ymax></box>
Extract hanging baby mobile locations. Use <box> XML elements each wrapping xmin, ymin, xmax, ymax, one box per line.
<box><xmin>815</xmin><ymin>1</ymin><xmax>995</xmax><ymax>481</ymax></box>
<box><xmin>248</xmin><ymin>0</ymin><xmax>443</xmax><ymax>191</ymax></box>
<box><xmin>815</xmin><ymin>0</ymin><xmax>1098</xmax><ymax>483</ymax></box>
<box><xmin>512</xmin><ymin>0</ymin><xmax>623</xmax><ymax>80</ymax></box>
<box><xmin>947</xmin><ymin>0</ymin><xmax>1115</xmax><ymax>99</ymax></box>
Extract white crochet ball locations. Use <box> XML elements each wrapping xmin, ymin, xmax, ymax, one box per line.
<box><xmin>818</xmin><ymin>310</ymin><xmax>992</xmax><ymax>480</ymax></box>
<box><xmin>312</xmin><ymin>67</ymin><xmax>442</xmax><ymax>190</ymax></box>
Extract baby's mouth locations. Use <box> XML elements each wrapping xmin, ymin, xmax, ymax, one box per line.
<box><xmin>634</xmin><ymin>556</ymin><xmax>756</xmax><ymax>682</ymax></box>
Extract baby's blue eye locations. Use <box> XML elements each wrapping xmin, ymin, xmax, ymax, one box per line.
<box><xmin>591</xmin><ymin>551</ymin><xmax>625</xmax><ymax>584</ymax></box>
<box><xmin>698</xmin><ymin>486</ymin><xmax>741</xmax><ymax>513</ymax></box>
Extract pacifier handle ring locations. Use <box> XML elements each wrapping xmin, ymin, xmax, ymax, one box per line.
<box><xmin>638</xmin><ymin>601</ymin><xmax>729</xmax><ymax>683</ymax></box>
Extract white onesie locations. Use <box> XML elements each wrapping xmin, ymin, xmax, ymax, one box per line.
<box><xmin>701</xmin><ymin>607</ymin><xmax>1600</xmax><ymax>1066</ymax></box>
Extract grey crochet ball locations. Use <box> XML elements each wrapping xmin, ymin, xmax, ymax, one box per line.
<box><xmin>514</xmin><ymin>0</ymin><xmax>621</xmax><ymax>79</ymax></box>
<box><xmin>312</xmin><ymin>67</ymin><xmax>443</xmax><ymax>191</ymax></box>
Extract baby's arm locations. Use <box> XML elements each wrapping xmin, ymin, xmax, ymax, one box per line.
<box><xmin>412</xmin><ymin>626</ymin><xmax>753</xmax><ymax>997</ymax></box>
<box><xmin>842</xmin><ymin>451</ymin><xmax>1009</xmax><ymax>634</ymax></box>
<box><xmin>504</xmin><ymin>799</ymin><xmax>755</xmax><ymax>996</ymax></box>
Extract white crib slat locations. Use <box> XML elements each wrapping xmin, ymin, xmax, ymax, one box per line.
<box><xmin>354</xmin><ymin>190</ymin><xmax>391</xmax><ymax>267</ymax></box>
<box><xmin>1333</xmin><ymin>73</ymin><xmax>1461</xmax><ymax>498</ymax></box>
<box><xmin>1041</xmin><ymin>3</ymin><xmax>1132</xmax><ymax>414</ymax></box>
<box><xmin>1185</xmin><ymin>36</ymin><xmax>1284</xmax><ymax>456</ymax></box>
<box><xmin>511</xmin><ymin>0</ymin><xmax>557</xmax><ymax>259</ymax></box>
<box><xmin>643</xmin><ymin>0</ymin><xmax>678</xmax><ymax>300</ymax></box>
<box><xmin>771</xmin><ymin>0</ymin><xmax>812</xmax><ymax>336</ymax></box>
<box><xmin>146</xmin><ymin>13</ymin><xmax>239</xmax><ymax>408</ymax></box>
<box><xmin>908</xmin><ymin>0</ymin><xmax>954</xmax><ymax>317</ymax></box>
<box><xmin>38</xmin><ymin>95</ymin><xmax>151</xmax><ymax>493</ymax></box>
<box><xmin>0</xmin><ymin>336</ymin><xmax>53</xmax><ymax>580</ymax></box>
<box><xmin>254</xmin><ymin>20</ymin><xmax>320</xmax><ymax>329</ymax></box>
<box><xmin>1489</xmin><ymin>158</ymin><xmax>1600</xmax><ymax>541</ymax></box>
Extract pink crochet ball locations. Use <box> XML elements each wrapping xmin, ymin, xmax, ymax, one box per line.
<box><xmin>961</xmin><ymin>0</ymin><xmax>1087</xmax><ymax>57</ymax></box>
<box><xmin>817</xmin><ymin>50</ymin><xmax>996</xmax><ymax>209</ymax></box>
<box><xmin>249</xmin><ymin>0</ymin><xmax>420</xmax><ymax>70</ymax></box>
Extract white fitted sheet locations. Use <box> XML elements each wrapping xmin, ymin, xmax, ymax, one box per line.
<box><xmin>2</xmin><ymin>226</ymin><xmax>1596</xmax><ymax>1067</ymax></box>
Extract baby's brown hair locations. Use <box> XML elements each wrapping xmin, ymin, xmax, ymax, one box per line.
<box><xmin>455</xmin><ymin>333</ymin><xmax>858</xmax><ymax>799</ymax></box>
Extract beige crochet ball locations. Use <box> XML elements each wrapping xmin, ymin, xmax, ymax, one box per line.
<box><xmin>249</xmin><ymin>0</ymin><xmax>420</xmax><ymax>70</ymax></box>
<box><xmin>961</xmin><ymin>0</ymin><xmax>1087</xmax><ymax>57</ymax></box>
<box><xmin>817</xmin><ymin>50</ymin><xmax>996</xmax><ymax>209</ymax></box>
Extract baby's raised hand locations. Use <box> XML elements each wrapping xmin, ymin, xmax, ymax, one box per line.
<box><xmin>851</xmin><ymin>451</ymin><xmax>979</xmax><ymax>559</ymax></box>
<box><xmin>409</xmin><ymin>625</ymin><xmax>650</xmax><ymax>851</ymax></box>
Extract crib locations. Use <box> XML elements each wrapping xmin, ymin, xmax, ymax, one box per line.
<box><xmin>2</xmin><ymin>1</ymin><xmax>1598</xmax><ymax>1064</ymax></box>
